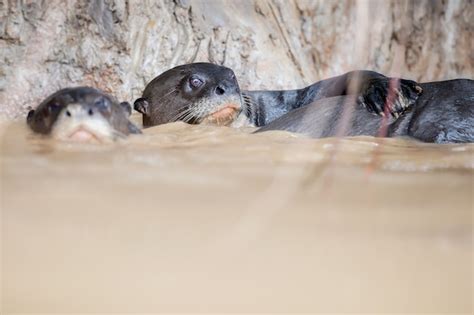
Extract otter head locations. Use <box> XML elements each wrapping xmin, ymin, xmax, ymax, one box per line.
<box><xmin>27</xmin><ymin>87</ymin><xmax>141</xmax><ymax>143</ymax></box>
<box><xmin>134</xmin><ymin>62</ymin><xmax>247</xmax><ymax>128</ymax></box>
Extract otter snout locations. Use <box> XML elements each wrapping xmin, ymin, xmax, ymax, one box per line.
<box><xmin>63</xmin><ymin>104</ymin><xmax>97</xmax><ymax>119</ymax></box>
<box><xmin>51</xmin><ymin>103</ymin><xmax>115</xmax><ymax>143</ymax></box>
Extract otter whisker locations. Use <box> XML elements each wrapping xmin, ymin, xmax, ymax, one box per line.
<box><xmin>173</xmin><ymin>105</ymin><xmax>200</xmax><ymax>124</ymax></box>
<box><xmin>178</xmin><ymin>111</ymin><xmax>197</xmax><ymax>123</ymax></box>
<box><xmin>241</xmin><ymin>93</ymin><xmax>257</xmax><ymax>118</ymax></box>
<box><xmin>170</xmin><ymin>107</ymin><xmax>194</xmax><ymax>122</ymax></box>
<box><xmin>180</xmin><ymin>110</ymin><xmax>194</xmax><ymax>123</ymax></box>
<box><xmin>181</xmin><ymin>110</ymin><xmax>199</xmax><ymax>124</ymax></box>
<box><xmin>152</xmin><ymin>88</ymin><xmax>178</xmax><ymax>104</ymax></box>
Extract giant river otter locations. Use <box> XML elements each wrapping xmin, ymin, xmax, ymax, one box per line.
<box><xmin>129</xmin><ymin>62</ymin><xmax>471</xmax><ymax>143</ymax></box>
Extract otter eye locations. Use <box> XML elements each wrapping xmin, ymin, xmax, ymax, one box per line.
<box><xmin>189</xmin><ymin>76</ymin><xmax>204</xmax><ymax>89</ymax></box>
<box><xmin>49</xmin><ymin>103</ymin><xmax>60</xmax><ymax>112</ymax></box>
<box><xmin>94</xmin><ymin>97</ymin><xmax>110</xmax><ymax>113</ymax></box>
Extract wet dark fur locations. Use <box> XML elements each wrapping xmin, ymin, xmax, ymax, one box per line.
<box><xmin>134</xmin><ymin>63</ymin><xmax>418</xmax><ymax>128</ymax></box>
<box><xmin>27</xmin><ymin>87</ymin><xmax>141</xmax><ymax>135</ymax></box>
<box><xmin>243</xmin><ymin>70</ymin><xmax>421</xmax><ymax>126</ymax></box>
<box><xmin>134</xmin><ymin>63</ymin><xmax>472</xmax><ymax>143</ymax></box>
<box><xmin>134</xmin><ymin>63</ymin><xmax>241</xmax><ymax>127</ymax></box>
<box><xmin>257</xmin><ymin>79</ymin><xmax>474</xmax><ymax>143</ymax></box>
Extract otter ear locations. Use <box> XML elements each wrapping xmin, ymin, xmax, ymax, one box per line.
<box><xmin>134</xmin><ymin>98</ymin><xmax>149</xmax><ymax>115</ymax></box>
<box><xmin>95</xmin><ymin>97</ymin><xmax>111</xmax><ymax>113</ymax></box>
<box><xmin>119</xmin><ymin>102</ymin><xmax>132</xmax><ymax>116</ymax></box>
<box><xmin>27</xmin><ymin>109</ymin><xmax>35</xmax><ymax>124</ymax></box>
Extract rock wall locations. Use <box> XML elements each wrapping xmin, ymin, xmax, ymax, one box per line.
<box><xmin>0</xmin><ymin>0</ymin><xmax>472</xmax><ymax>121</ymax></box>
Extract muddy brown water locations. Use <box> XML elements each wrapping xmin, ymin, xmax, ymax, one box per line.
<box><xmin>1</xmin><ymin>116</ymin><xmax>473</xmax><ymax>313</ymax></box>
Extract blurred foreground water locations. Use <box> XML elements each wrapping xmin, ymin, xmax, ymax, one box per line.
<box><xmin>1</xmin><ymin>117</ymin><xmax>472</xmax><ymax>313</ymax></box>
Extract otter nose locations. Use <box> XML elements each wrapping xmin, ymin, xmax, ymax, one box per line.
<box><xmin>215</xmin><ymin>85</ymin><xmax>226</xmax><ymax>95</ymax></box>
<box><xmin>63</xmin><ymin>104</ymin><xmax>95</xmax><ymax>118</ymax></box>
<box><xmin>215</xmin><ymin>80</ymin><xmax>240</xmax><ymax>96</ymax></box>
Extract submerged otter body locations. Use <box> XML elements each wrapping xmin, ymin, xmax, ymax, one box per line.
<box><xmin>27</xmin><ymin>87</ymin><xmax>141</xmax><ymax>142</ymax></box>
<box><xmin>258</xmin><ymin>79</ymin><xmax>474</xmax><ymax>143</ymax></box>
<box><xmin>242</xmin><ymin>70</ymin><xmax>422</xmax><ymax>126</ymax></box>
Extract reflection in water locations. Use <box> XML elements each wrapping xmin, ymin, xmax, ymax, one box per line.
<box><xmin>1</xmin><ymin>118</ymin><xmax>473</xmax><ymax>313</ymax></box>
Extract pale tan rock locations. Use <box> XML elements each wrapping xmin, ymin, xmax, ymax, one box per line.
<box><xmin>0</xmin><ymin>0</ymin><xmax>472</xmax><ymax>121</ymax></box>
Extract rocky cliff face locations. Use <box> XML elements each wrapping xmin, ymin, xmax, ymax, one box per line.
<box><xmin>0</xmin><ymin>0</ymin><xmax>472</xmax><ymax>121</ymax></box>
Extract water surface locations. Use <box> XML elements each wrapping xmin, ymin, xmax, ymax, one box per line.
<box><xmin>1</xmin><ymin>118</ymin><xmax>472</xmax><ymax>313</ymax></box>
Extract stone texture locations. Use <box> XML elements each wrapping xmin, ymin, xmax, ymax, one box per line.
<box><xmin>0</xmin><ymin>0</ymin><xmax>472</xmax><ymax>121</ymax></box>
